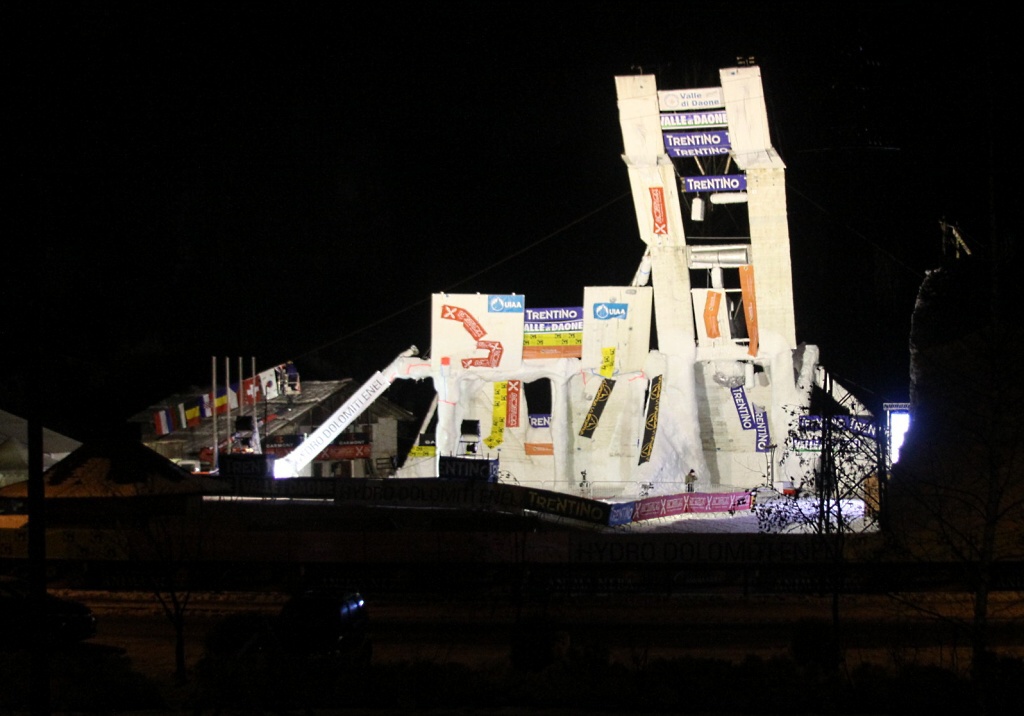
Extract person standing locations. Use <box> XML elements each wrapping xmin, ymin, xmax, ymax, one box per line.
<box><xmin>685</xmin><ymin>469</ymin><xmax>697</xmax><ymax>492</ymax></box>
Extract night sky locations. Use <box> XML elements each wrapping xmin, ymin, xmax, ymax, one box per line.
<box><xmin>5</xmin><ymin>3</ymin><xmax>1011</xmax><ymax>441</ymax></box>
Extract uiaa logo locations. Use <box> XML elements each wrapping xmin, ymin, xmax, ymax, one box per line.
<box><xmin>593</xmin><ymin>302</ymin><xmax>628</xmax><ymax>320</ymax></box>
<box><xmin>488</xmin><ymin>294</ymin><xmax>524</xmax><ymax>313</ymax></box>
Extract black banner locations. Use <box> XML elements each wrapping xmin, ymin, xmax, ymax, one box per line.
<box><xmin>439</xmin><ymin>456</ymin><xmax>499</xmax><ymax>482</ymax></box>
<box><xmin>639</xmin><ymin>374</ymin><xmax>662</xmax><ymax>464</ymax></box>
<box><xmin>219</xmin><ymin>454</ymin><xmax>276</xmax><ymax>477</ymax></box>
<box><xmin>578</xmin><ymin>378</ymin><xmax>616</xmax><ymax>438</ymax></box>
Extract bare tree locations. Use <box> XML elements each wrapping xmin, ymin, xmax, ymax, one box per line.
<box><xmin>40</xmin><ymin>434</ymin><xmax>218</xmax><ymax>684</ymax></box>
<box><xmin>123</xmin><ymin>495</ymin><xmax>210</xmax><ymax>683</ymax></box>
<box><xmin>754</xmin><ymin>388</ymin><xmax>884</xmax><ymax>671</ymax></box>
<box><xmin>886</xmin><ymin>257</ymin><xmax>1024</xmax><ymax>685</ymax></box>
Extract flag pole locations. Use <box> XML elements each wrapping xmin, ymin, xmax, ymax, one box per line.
<box><xmin>224</xmin><ymin>357</ymin><xmax>231</xmax><ymax>457</ymax></box>
<box><xmin>211</xmin><ymin>356</ymin><xmax>218</xmax><ymax>473</ymax></box>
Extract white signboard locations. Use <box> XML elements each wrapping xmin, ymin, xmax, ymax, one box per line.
<box><xmin>431</xmin><ymin>293</ymin><xmax>525</xmax><ymax>372</ymax></box>
<box><xmin>657</xmin><ymin>87</ymin><xmax>724</xmax><ymax>112</ymax></box>
<box><xmin>581</xmin><ymin>286</ymin><xmax>653</xmax><ymax>375</ymax></box>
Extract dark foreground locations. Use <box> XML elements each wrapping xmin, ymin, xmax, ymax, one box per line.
<box><xmin>4</xmin><ymin>589</ymin><xmax>1024</xmax><ymax>714</ymax></box>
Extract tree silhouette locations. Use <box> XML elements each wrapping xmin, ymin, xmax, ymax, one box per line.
<box><xmin>887</xmin><ymin>254</ymin><xmax>1024</xmax><ymax>688</ymax></box>
<box><xmin>754</xmin><ymin>377</ymin><xmax>884</xmax><ymax>672</ymax></box>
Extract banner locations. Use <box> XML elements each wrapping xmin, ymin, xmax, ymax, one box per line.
<box><xmin>505</xmin><ymin>380</ymin><xmax>521</xmax><ymax>428</ymax></box>
<box><xmin>730</xmin><ymin>385</ymin><xmax>754</xmax><ymax>429</ymax></box>
<box><xmin>628</xmin><ymin>490</ymin><xmax>753</xmax><ymax>523</ymax></box>
<box><xmin>483</xmin><ymin>381</ymin><xmax>507</xmax><ymax>448</ymax></box>
<box><xmin>579</xmin><ymin>379</ymin><xmax>615</xmax><ymax>438</ymax></box>
<box><xmin>703</xmin><ymin>291</ymin><xmax>722</xmax><ymax>338</ymax></box>
<box><xmin>649</xmin><ymin>186</ymin><xmax>668</xmax><ymax>234</ymax></box>
<box><xmin>663</xmin><ymin>130</ymin><xmax>731</xmax><ymax>157</ymax></box>
<box><xmin>753</xmin><ymin>407</ymin><xmax>771</xmax><ymax>453</ymax></box>
<box><xmin>657</xmin><ymin>87</ymin><xmax>724</xmax><ymax>112</ymax></box>
<box><xmin>739</xmin><ymin>265</ymin><xmax>759</xmax><ymax>356</ymax></box>
<box><xmin>660</xmin><ymin>110</ymin><xmax>728</xmax><ymax>129</ymax></box>
<box><xmin>316</xmin><ymin>444</ymin><xmax>371</xmax><ymax>460</ymax></box>
<box><xmin>524</xmin><ymin>443</ymin><xmax>554</xmax><ymax>456</ymax></box>
<box><xmin>682</xmin><ymin>175</ymin><xmax>747</xmax><ymax>193</ymax></box>
<box><xmin>523</xmin><ymin>307</ymin><xmax>582</xmax><ymax>359</ymax></box>
<box><xmin>599</xmin><ymin>346</ymin><xmax>616</xmax><ymax>378</ymax></box>
<box><xmin>639</xmin><ymin>374</ymin><xmax>663</xmax><ymax>464</ymax></box>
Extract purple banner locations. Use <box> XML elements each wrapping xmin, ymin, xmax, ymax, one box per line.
<box><xmin>731</xmin><ymin>386</ymin><xmax>754</xmax><ymax>429</ymax></box>
<box><xmin>663</xmin><ymin>130</ymin><xmax>731</xmax><ymax>157</ymax></box>
<box><xmin>754</xmin><ymin>408</ymin><xmax>771</xmax><ymax>452</ymax></box>
<box><xmin>682</xmin><ymin>175</ymin><xmax>746</xmax><ymax>193</ymax></box>
<box><xmin>660</xmin><ymin>110</ymin><xmax>728</xmax><ymax>129</ymax></box>
<box><xmin>525</xmin><ymin>307</ymin><xmax>583</xmax><ymax>322</ymax></box>
<box><xmin>529</xmin><ymin>414</ymin><xmax>551</xmax><ymax>429</ymax></box>
<box><xmin>625</xmin><ymin>490</ymin><xmax>754</xmax><ymax>523</ymax></box>
<box><xmin>607</xmin><ymin>501</ymin><xmax>636</xmax><ymax>527</ymax></box>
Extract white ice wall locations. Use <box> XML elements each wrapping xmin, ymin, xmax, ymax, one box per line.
<box><xmin>394</xmin><ymin>67</ymin><xmax>838</xmax><ymax>496</ymax></box>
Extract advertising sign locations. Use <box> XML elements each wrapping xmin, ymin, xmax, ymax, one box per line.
<box><xmin>739</xmin><ymin>265</ymin><xmax>759</xmax><ymax>356</ymax></box>
<box><xmin>649</xmin><ymin>186</ymin><xmax>668</xmax><ymax>234</ymax></box>
<box><xmin>638</xmin><ymin>374</ymin><xmax>662</xmax><ymax>464</ymax></box>
<box><xmin>505</xmin><ymin>380</ymin><xmax>521</xmax><ymax>428</ymax></box>
<box><xmin>682</xmin><ymin>175</ymin><xmax>747</xmax><ymax>193</ymax></box>
<box><xmin>753</xmin><ymin>408</ymin><xmax>771</xmax><ymax>453</ymax></box>
<box><xmin>438</xmin><ymin>456</ymin><xmax>499</xmax><ymax>482</ymax></box>
<box><xmin>731</xmin><ymin>385</ymin><xmax>754</xmax><ymax>430</ymax></box>
<box><xmin>703</xmin><ymin>291</ymin><xmax>722</xmax><ymax>338</ymax></box>
<box><xmin>523</xmin><ymin>307</ymin><xmax>582</xmax><ymax>359</ymax></box>
<box><xmin>663</xmin><ymin>130</ymin><xmax>731</xmax><ymax>158</ymax></box>
<box><xmin>657</xmin><ymin>87</ymin><xmax>724</xmax><ymax>111</ymax></box>
<box><xmin>432</xmin><ymin>293</ymin><xmax>525</xmax><ymax>371</ymax></box>
<box><xmin>582</xmin><ymin>286</ymin><xmax>652</xmax><ymax>374</ymax></box>
<box><xmin>660</xmin><ymin>110</ymin><xmax>728</xmax><ymax>129</ymax></box>
<box><xmin>579</xmin><ymin>378</ymin><xmax>615</xmax><ymax>438</ymax></box>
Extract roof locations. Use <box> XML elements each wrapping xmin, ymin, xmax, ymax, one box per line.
<box><xmin>132</xmin><ymin>379</ymin><xmax>418</xmax><ymax>463</ymax></box>
<box><xmin>0</xmin><ymin>408</ymin><xmax>82</xmax><ymax>458</ymax></box>
<box><xmin>0</xmin><ymin>408</ymin><xmax>82</xmax><ymax>488</ymax></box>
<box><xmin>0</xmin><ymin>433</ymin><xmax>226</xmax><ymax>499</ymax></box>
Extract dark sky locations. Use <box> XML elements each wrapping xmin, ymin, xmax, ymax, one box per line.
<box><xmin>4</xmin><ymin>3</ymin><xmax>1011</xmax><ymax>440</ymax></box>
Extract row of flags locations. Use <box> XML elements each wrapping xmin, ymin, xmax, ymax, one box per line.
<box><xmin>152</xmin><ymin>365</ymin><xmax>287</xmax><ymax>437</ymax></box>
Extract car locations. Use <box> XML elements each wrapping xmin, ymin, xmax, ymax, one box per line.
<box><xmin>202</xmin><ymin>588</ymin><xmax>371</xmax><ymax>665</ymax></box>
<box><xmin>277</xmin><ymin>589</ymin><xmax>369</xmax><ymax>656</ymax></box>
<box><xmin>0</xmin><ymin>576</ymin><xmax>97</xmax><ymax>650</ymax></box>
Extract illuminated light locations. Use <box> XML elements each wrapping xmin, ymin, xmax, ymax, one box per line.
<box><xmin>890</xmin><ymin>412</ymin><xmax>910</xmax><ymax>464</ymax></box>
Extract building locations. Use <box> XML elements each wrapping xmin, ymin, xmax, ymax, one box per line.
<box><xmin>0</xmin><ymin>408</ymin><xmax>80</xmax><ymax>490</ymax></box>
<box><xmin>131</xmin><ymin>368</ymin><xmax>418</xmax><ymax>479</ymax></box>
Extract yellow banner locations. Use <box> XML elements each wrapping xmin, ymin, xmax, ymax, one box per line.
<box><xmin>483</xmin><ymin>382</ymin><xmax>507</xmax><ymax>448</ymax></box>
<box><xmin>599</xmin><ymin>346</ymin><xmax>616</xmax><ymax>378</ymax></box>
<box><xmin>523</xmin><ymin>332</ymin><xmax>583</xmax><ymax>359</ymax></box>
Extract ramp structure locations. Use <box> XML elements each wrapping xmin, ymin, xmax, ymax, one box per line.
<box><xmin>396</xmin><ymin>65</ymin><xmax>870</xmax><ymax>499</ymax></box>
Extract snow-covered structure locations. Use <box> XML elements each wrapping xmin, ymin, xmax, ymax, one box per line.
<box><xmin>394</xmin><ymin>65</ymin><xmax>870</xmax><ymax>499</ymax></box>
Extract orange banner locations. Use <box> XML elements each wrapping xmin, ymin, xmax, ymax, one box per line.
<box><xmin>649</xmin><ymin>187</ymin><xmax>668</xmax><ymax>234</ymax></box>
<box><xmin>739</xmin><ymin>265</ymin><xmax>759</xmax><ymax>356</ymax></box>
<box><xmin>522</xmin><ymin>345</ymin><xmax>582</xmax><ymax>359</ymax></box>
<box><xmin>506</xmin><ymin>380</ymin><xmax>521</xmax><ymax>428</ymax></box>
<box><xmin>525</xmin><ymin>443</ymin><xmax>554</xmax><ymax>456</ymax></box>
<box><xmin>703</xmin><ymin>291</ymin><xmax>722</xmax><ymax>338</ymax></box>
